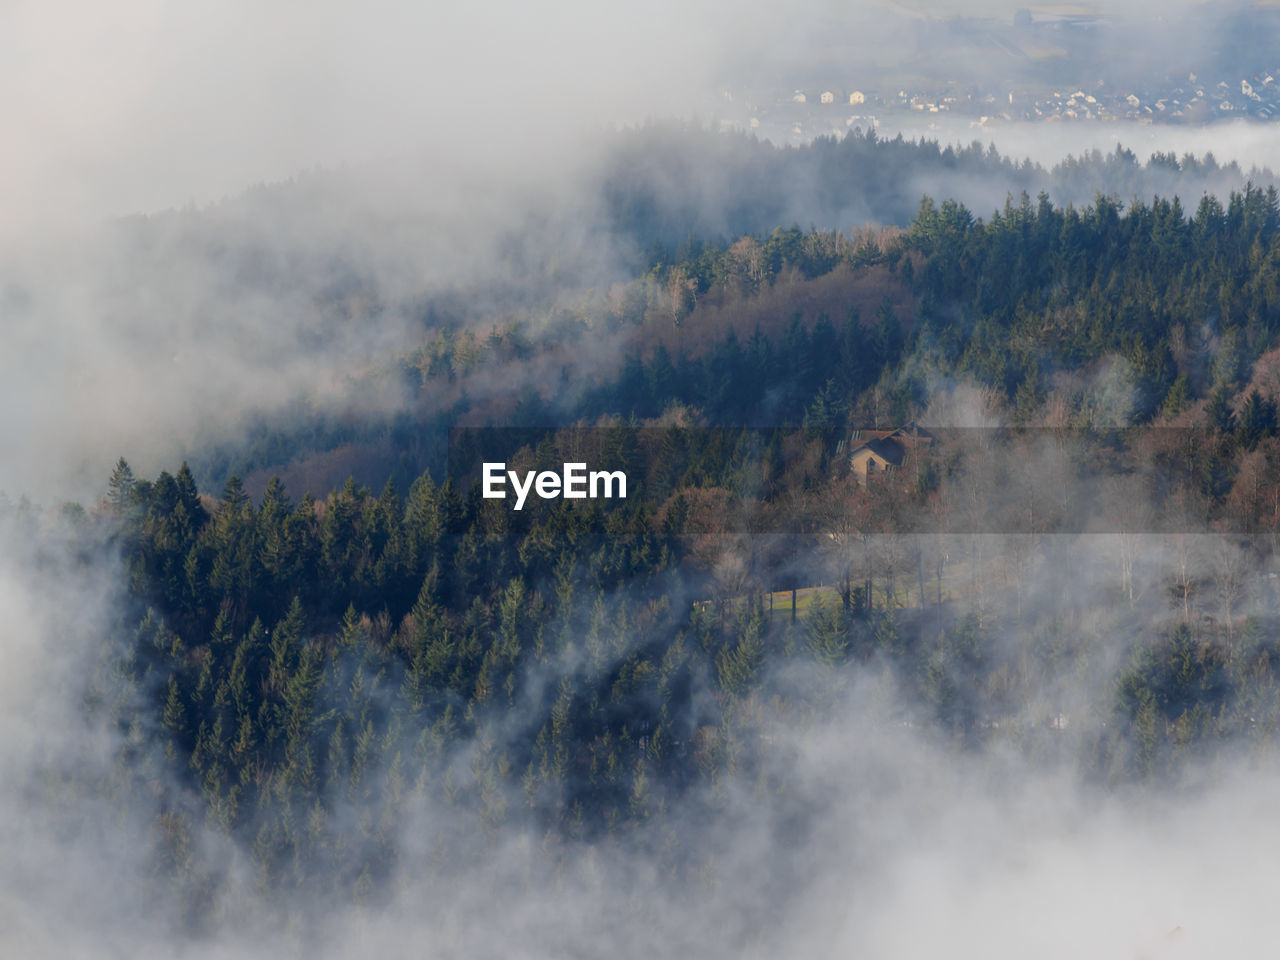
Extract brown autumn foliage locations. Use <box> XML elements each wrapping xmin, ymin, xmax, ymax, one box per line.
<box><xmin>641</xmin><ymin>262</ymin><xmax>914</xmax><ymax>358</ymax></box>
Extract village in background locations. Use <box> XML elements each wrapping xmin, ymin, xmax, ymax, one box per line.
<box><xmin>709</xmin><ymin>2</ymin><xmax>1280</xmax><ymax>143</ymax></box>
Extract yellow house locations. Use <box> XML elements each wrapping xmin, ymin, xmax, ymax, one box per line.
<box><xmin>849</xmin><ymin>437</ymin><xmax>904</xmax><ymax>480</ymax></box>
<box><xmin>848</xmin><ymin>424</ymin><xmax>934</xmax><ymax>482</ymax></box>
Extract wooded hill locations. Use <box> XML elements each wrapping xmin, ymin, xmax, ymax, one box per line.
<box><xmin>36</xmin><ymin>169</ymin><xmax>1280</xmax><ymax>921</ymax></box>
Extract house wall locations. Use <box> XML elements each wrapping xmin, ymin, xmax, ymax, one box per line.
<box><xmin>850</xmin><ymin>449</ymin><xmax>890</xmax><ymax>478</ymax></box>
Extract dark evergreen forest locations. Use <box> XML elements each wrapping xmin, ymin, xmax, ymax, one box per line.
<box><xmin>19</xmin><ymin>129</ymin><xmax>1280</xmax><ymax>934</ymax></box>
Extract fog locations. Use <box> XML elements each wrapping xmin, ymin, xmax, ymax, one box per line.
<box><xmin>4</xmin><ymin>508</ymin><xmax>1280</xmax><ymax>958</ymax></box>
<box><xmin>6</xmin><ymin>1</ymin><xmax>1280</xmax><ymax>957</ymax></box>
<box><xmin>9</xmin><ymin>0</ymin><xmax>1278</xmax><ymax>233</ymax></box>
<box><xmin>879</xmin><ymin>114</ymin><xmax>1280</xmax><ymax>175</ymax></box>
<box><xmin>0</xmin><ymin>0</ymin><xmax>711</xmax><ymax>234</ymax></box>
<box><xmin>6</xmin><ymin>0</ymin><xmax>1280</xmax><ymax>499</ymax></box>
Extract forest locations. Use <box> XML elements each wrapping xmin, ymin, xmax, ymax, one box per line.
<box><xmin>27</xmin><ymin>132</ymin><xmax>1280</xmax><ymax>930</ymax></box>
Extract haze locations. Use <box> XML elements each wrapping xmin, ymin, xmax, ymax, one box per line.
<box><xmin>4</xmin><ymin>3</ymin><xmax>1280</xmax><ymax>959</ymax></box>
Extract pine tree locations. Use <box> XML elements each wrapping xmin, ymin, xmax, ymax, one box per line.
<box><xmin>106</xmin><ymin>457</ymin><xmax>136</xmax><ymax>512</ymax></box>
<box><xmin>1236</xmin><ymin>388</ymin><xmax>1277</xmax><ymax>450</ymax></box>
<box><xmin>1207</xmin><ymin>385</ymin><xmax>1237</xmax><ymax>433</ymax></box>
<box><xmin>163</xmin><ymin>675</ymin><xmax>187</xmax><ymax>746</ymax></box>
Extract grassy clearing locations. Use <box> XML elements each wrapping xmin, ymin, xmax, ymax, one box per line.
<box><xmin>761</xmin><ymin>558</ymin><xmax>985</xmax><ymax>620</ymax></box>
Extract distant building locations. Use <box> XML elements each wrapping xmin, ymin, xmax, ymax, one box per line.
<box><xmin>820</xmin><ymin>90</ymin><xmax>835</xmax><ymax>104</ymax></box>
<box><xmin>849</xmin><ymin>90</ymin><xmax>866</xmax><ymax>105</ymax></box>
<box><xmin>847</xmin><ymin>424</ymin><xmax>935</xmax><ymax>483</ymax></box>
<box><xmin>793</xmin><ymin>90</ymin><xmax>807</xmax><ymax>103</ymax></box>
<box><xmin>849</xmin><ymin>436</ymin><xmax>904</xmax><ymax>480</ymax></box>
